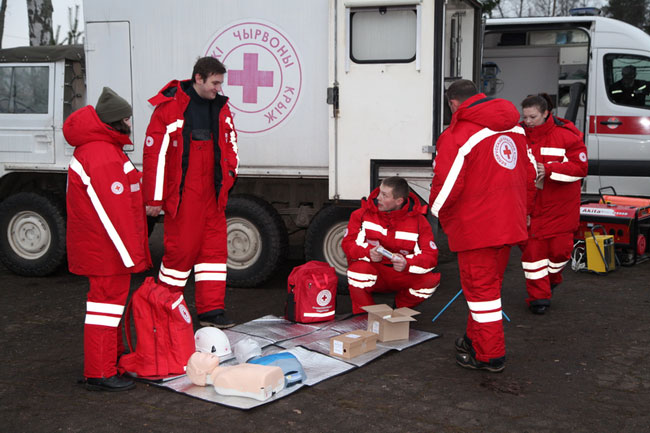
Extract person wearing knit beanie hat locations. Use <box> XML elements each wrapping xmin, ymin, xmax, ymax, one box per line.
<box><xmin>64</xmin><ymin>83</ymin><xmax>150</xmax><ymax>392</ymax></box>
<box><xmin>95</xmin><ymin>87</ymin><xmax>132</xmax><ymax>124</ymax></box>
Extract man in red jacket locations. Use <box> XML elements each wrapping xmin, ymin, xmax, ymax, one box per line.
<box><xmin>429</xmin><ymin>80</ymin><xmax>533</xmax><ymax>373</ymax></box>
<box><xmin>143</xmin><ymin>57</ymin><xmax>239</xmax><ymax>328</ymax></box>
<box><xmin>65</xmin><ymin>87</ymin><xmax>151</xmax><ymax>391</ymax></box>
<box><xmin>342</xmin><ymin>177</ymin><xmax>440</xmax><ymax>314</ymax></box>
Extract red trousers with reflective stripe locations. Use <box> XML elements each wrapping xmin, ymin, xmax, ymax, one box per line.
<box><xmin>347</xmin><ymin>261</ymin><xmax>440</xmax><ymax>315</ymax></box>
<box><xmin>159</xmin><ymin>139</ymin><xmax>227</xmax><ymax>314</ymax></box>
<box><xmin>84</xmin><ymin>274</ymin><xmax>130</xmax><ymax>378</ymax></box>
<box><xmin>521</xmin><ymin>232</ymin><xmax>573</xmax><ymax>305</ymax></box>
<box><xmin>457</xmin><ymin>246</ymin><xmax>510</xmax><ymax>363</ymax></box>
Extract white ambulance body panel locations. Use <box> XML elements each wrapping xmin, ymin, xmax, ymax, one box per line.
<box><xmin>484</xmin><ymin>16</ymin><xmax>650</xmax><ymax>198</ymax></box>
<box><xmin>83</xmin><ymin>0</ymin><xmax>330</xmax><ymax>179</ymax></box>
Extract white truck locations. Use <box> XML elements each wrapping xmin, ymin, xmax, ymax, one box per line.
<box><xmin>0</xmin><ymin>0</ymin><xmax>482</xmax><ymax>283</ymax></box>
<box><xmin>483</xmin><ymin>13</ymin><xmax>650</xmax><ymax>200</ymax></box>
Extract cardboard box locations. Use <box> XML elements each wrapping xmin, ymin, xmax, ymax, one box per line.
<box><xmin>362</xmin><ymin>304</ymin><xmax>420</xmax><ymax>342</ymax></box>
<box><xmin>329</xmin><ymin>330</ymin><xmax>377</xmax><ymax>359</ymax></box>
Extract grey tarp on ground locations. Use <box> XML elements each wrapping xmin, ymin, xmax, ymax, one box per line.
<box><xmin>153</xmin><ymin>346</ymin><xmax>354</xmax><ymax>410</ymax></box>
<box><xmin>152</xmin><ymin>315</ymin><xmax>439</xmax><ymax>409</ymax></box>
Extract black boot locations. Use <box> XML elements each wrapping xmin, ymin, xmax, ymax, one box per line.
<box><xmin>85</xmin><ymin>375</ymin><xmax>135</xmax><ymax>392</ymax></box>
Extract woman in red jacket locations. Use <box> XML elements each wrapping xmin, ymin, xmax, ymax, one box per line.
<box><xmin>520</xmin><ymin>94</ymin><xmax>588</xmax><ymax>314</ymax></box>
<box><xmin>64</xmin><ymin>87</ymin><xmax>151</xmax><ymax>391</ymax></box>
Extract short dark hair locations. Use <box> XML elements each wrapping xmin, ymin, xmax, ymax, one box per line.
<box><xmin>381</xmin><ymin>176</ymin><xmax>409</xmax><ymax>201</ymax></box>
<box><xmin>192</xmin><ymin>57</ymin><xmax>227</xmax><ymax>83</ymax></box>
<box><xmin>522</xmin><ymin>93</ymin><xmax>553</xmax><ymax>112</ymax></box>
<box><xmin>446</xmin><ymin>79</ymin><xmax>478</xmax><ymax>103</ymax></box>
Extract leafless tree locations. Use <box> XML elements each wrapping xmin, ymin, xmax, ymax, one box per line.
<box><xmin>53</xmin><ymin>5</ymin><xmax>83</xmax><ymax>45</ymax></box>
<box><xmin>26</xmin><ymin>0</ymin><xmax>54</xmax><ymax>46</ymax></box>
<box><xmin>0</xmin><ymin>0</ymin><xmax>7</xmax><ymax>49</ymax></box>
<box><xmin>491</xmin><ymin>0</ymin><xmax>605</xmax><ymax>17</ymax></box>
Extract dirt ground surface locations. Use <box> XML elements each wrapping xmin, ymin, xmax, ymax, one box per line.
<box><xmin>1</xmin><ymin>223</ymin><xmax>649</xmax><ymax>433</ymax></box>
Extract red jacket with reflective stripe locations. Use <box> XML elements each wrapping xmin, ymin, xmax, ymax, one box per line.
<box><xmin>429</xmin><ymin>94</ymin><xmax>532</xmax><ymax>252</ymax></box>
<box><xmin>142</xmin><ymin>80</ymin><xmax>239</xmax><ymax>218</ymax></box>
<box><xmin>342</xmin><ymin>188</ymin><xmax>438</xmax><ymax>274</ymax></box>
<box><xmin>523</xmin><ymin>115</ymin><xmax>588</xmax><ymax>239</ymax></box>
<box><xmin>64</xmin><ymin>106</ymin><xmax>151</xmax><ymax>276</ymax></box>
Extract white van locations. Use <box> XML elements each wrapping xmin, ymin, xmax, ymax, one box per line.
<box><xmin>483</xmin><ymin>15</ymin><xmax>650</xmax><ymax>199</ymax></box>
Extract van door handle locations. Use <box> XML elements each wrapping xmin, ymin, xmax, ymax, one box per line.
<box><xmin>600</xmin><ymin>119</ymin><xmax>622</xmax><ymax>126</ymax></box>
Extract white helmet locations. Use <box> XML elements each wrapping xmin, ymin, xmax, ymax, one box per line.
<box><xmin>194</xmin><ymin>327</ymin><xmax>232</xmax><ymax>357</ymax></box>
<box><xmin>233</xmin><ymin>337</ymin><xmax>262</xmax><ymax>364</ymax></box>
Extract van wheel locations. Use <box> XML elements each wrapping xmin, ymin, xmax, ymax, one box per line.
<box><xmin>304</xmin><ymin>205</ymin><xmax>356</xmax><ymax>291</ymax></box>
<box><xmin>0</xmin><ymin>192</ymin><xmax>66</xmax><ymax>276</ymax></box>
<box><xmin>226</xmin><ymin>195</ymin><xmax>288</xmax><ymax>287</ymax></box>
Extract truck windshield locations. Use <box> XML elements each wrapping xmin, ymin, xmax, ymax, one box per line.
<box><xmin>0</xmin><ymin>66</ymin><xmax>49</xmax><ymax>114</ymax></box>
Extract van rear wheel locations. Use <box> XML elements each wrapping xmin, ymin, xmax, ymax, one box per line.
<box><xmin>226</xmin><ymin>195</ymin><xmax>288</xmax><ymax>287</ymax></box>
<box><xmin>0</xmin><ymin>192</ymin><xmax>66</xmax><ymax>276</ymax></box>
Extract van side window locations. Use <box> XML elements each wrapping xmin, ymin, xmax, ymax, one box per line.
<box><xmin>604</xmin><ymin>54</ymin><xmax>650</xmax><ymax>109</ymax></box>
<box><xmin>350</xmin><ymin>7</ymin><xmax>416</xmax><ymax>64</ymax></box>
<box><xmin>0</xmin><ymin>66</ymin><xmax>49</xmax><ymax>114</ymax></box>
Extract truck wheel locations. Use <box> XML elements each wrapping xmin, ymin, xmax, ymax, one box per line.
<box><xmin>304</xmin><ymin>205</ymin><xmax>356</xmax><ymax>290</ymax></box>
<box><xmin>226</xmin><ymin>195</ymin><xmax>288</xmax><ymax>287</ymax></box>
<box><xmin>0</xmin><ymin>192</ymin><xmax>66</xmax><ymax>276</ymax></box>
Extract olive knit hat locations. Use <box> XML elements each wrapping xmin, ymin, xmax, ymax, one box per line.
<box><xmin>95</xmin><ymin>87</ymin><xmax>132</xmax><ymax>124</ymax></box>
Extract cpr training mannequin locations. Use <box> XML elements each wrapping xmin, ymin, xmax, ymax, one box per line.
<box><xmin>186</xmin><ymin>352</ymin><xmax>284</xmax><ymax>401</ymax></box>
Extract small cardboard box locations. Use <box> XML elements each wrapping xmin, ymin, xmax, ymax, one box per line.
<box><xmin>362</xmin><ymin>304</ymin><xmax>420</xmax><ymax>342</ymax></box>
<box><xmin>329</xmin><ymin>330</ymin><xmax>378</xmax><ymax>359</ymax></box>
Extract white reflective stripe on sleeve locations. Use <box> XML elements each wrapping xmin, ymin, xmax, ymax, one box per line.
<box><xmin>431</xmin><ymin>126</ymin><xmax>525</xmax><ymax>217</ymax></box>
<box><xmin>160</xmin><ymin>263</ymin><xmax>191</xmax><ymax>279</ymax></box>
<box><xmin>362</xmin><ymin>221</ymin><xmax>387</xmax><ymax>235</ymax></box>
<box><xmin>195</xmin><ymin>263</ymin><xmax>227</xmax><ymax>272</ymax></box>
<box><xmin>470</xmin><ymin>311</ymin><xmax>502</xmax><ymax>323</ymax></box>
<box><xmin>85</xmin><ymin>314</ymin><xmax>121</xmax><ymax>327</ymax></box>
<box><xmin>123</xmin><ymin>161</ymin><xmax>135</xmax><ymax>174</ymax></box>
<box><xmin>528</xmin><ymin>148</ymin><xmax>538</xmax><ymax>177</ymax></box>
<box><xmin>522</xmin><ymin>259</ymin><xmax>548</xmax><ymax>270</ymax></box>
<box><xmin>154</xmin><ymin>119</ymin><xmax>184</xmax><ymax>200</ymax></box>
<box><xmin>550</xmin><ymin>172</ymin><xmax>583</xmax><ymax>182</ymax></box>
<box><xmin>171</xmin><ymin>294</ymin><xmax>184</xmax><ymax>310</ymax></box>
<box><xmin>395</xmin><ymin>231</ymin><xmax>418</xmax><ymax>241</ymax></box>
<box><xmin>195</xmin><ymin>273</ymin><xmax>227</xmax><ymax>282</ymax></box>
<box><xmin>355</xmin><ymin>226</ymin><xmax>368</xmax><ymax>249</ymax></box>
<box><xmin>408</xmin><ymin>265</ymin><xmax>435</xmax><ymax>274</ymax></box>
<box><xmin>467</xmin><ymin>299</ymin><xmax>501</xmax><ymax>311</ymax></box>
<box><xmin>86</xmin><ymin>301</ymin><xmax>124</xmax><ymax>315</ymax></box>
<box><xmin>225</xmin><ymin>117</ymin><xmax>240</xmax><ymax>175</ymax></box>
<box><xmin>540</xmin><ymin>147</ymin><xmax>566</xmax><ymax>157</ymax></box>
<box><xmin>524</xmin><ymin>269</ymin><xmax>549</xmax><ymax>280</ymax></box>
<box><xmin>303</xmin><ymin>311</ymin><xmax>335</xmax><ymax>318</ymax></box>
<box><xmin>68</xmin><ymin>157</ymin><xmax>135</xmax><ymax>268</ymax></box>
<box><xmin>347</xmin><ymin>271</ymin><xmax>377</xmax><ymax>282</ymax></box>
<box><xmin>611</xmin><ymin>90</ymin><xmax>623</xmax><ymax>94</ymax></box>
<box><xmin>359</xmin><ymin>257</ymin><xmax>370</xmax><ymax>262</ymax></box>
<box><xmin>158</xmin><ymin>271</ymin><xmax>187</xmax><ymax>287</ymax></box>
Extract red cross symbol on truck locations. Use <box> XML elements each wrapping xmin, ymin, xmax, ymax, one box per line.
<box><xmin>227</xmin><ymin>53</ymin><xmax>274</xmax><ymax>104</ymax></box>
